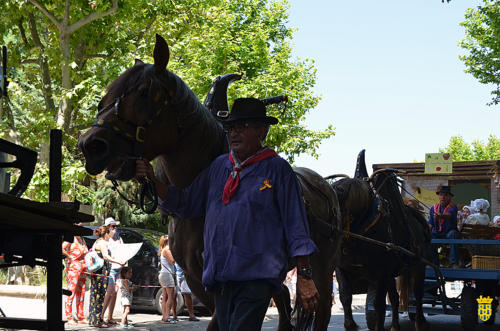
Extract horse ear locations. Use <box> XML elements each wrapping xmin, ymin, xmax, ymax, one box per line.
<box><xmin>134</xmin><ymin>59</ymin><xmax>144</xmax><ymax>66</ymax></box>
<box><xmin>153</xmin><ymin>34</ymin><xmax>170</xmax><ymax>72</ymax></box>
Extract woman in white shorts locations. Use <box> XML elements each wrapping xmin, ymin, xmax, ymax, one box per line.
<box><xmin>158</xmin><ymin>235</ymin><xmax>177</xmax><ymax>324</ymax></box>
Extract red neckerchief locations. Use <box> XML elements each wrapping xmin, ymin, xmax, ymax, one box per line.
<box><xmin>222</xmin><ymin>147</ymin><xmax>277</xmax><ymax>205</ymax></box>
<box><xmin>434</xmin><ymin>202</ymin><xmax>455</xmax><ymax>232</ymax></box>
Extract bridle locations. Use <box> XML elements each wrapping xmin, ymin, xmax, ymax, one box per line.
<box><xmin>92</xmin><ymin>70</ymin><xmax>173</xmax><ymax>214</ymax></box>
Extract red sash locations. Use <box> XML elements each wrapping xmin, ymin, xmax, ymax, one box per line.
<box><xmin>434</xmin><ymin>202</ymin><xmax>455</xmax><ymax>232</ymax></box>
<box><xmin>222</xmin><ymin>147</ymin><xmax>278</xmax><ymax>205</ymax></box>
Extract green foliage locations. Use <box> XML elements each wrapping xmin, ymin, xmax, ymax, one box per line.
<box><xmin>459</xmin><ymin>0</ymin><xmax>500</xmax><ymax>106</ymax></box>
<box><xmin>0</xmin><ymin>0</ymin><xmax>334</xmax><ymax>229</ymax></box>
<box><xmin>91</xmin><ymin>175</ymin><xmax>167</xmax><ymax>231</ymax></box>
<box><xmin>439</xmin><ymin>134</ymin><xmax>500</xmax><ymax>161</ymax></box>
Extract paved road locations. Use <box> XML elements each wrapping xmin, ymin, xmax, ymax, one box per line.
<box><xmin>1</xmin><ymin>291</ymin><xmax>499</xmax><ymax>330</ymax></box>
<box><xmin>64</xmin><ymin>307</ymin><xmax>500</xmax><ymax>330</ymax></box>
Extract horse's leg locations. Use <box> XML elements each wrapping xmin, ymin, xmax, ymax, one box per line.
<box><xmin>413</xmin><ymin>265</ymin><xmax>429</xmax><ymax>331</ymax></box>
<box><xmin>387</xmin><ymin>277</ymin><xmax>400</xmax><ymax>331</ymax></box>
<box><xmin>373</xmin><ymin>275</ymin><xmax>388</xmax><ymax>331</ymax></box>
<box><xmin>311</xmin><ymin>253</ymin><xmax>334</xmax><ymax>331</ymax></box>
<box><xmin>336</xmin><ymin>268</ymin><xmax>358</xmax><ymax>331</ymax></box>
<box><xmin>169</xmin><ymin>218</ymin><xmax>218</xmax><ymax>330</ymax></box>
<box><xmin>273</xmin><ymin>287</ymin><xmax>293</xmax><ymax>331</ymax></box>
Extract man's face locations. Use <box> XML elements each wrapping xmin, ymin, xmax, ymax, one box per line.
<box><xmin>224</xmin><ymin>120</ymin><xmax>267</xmax><ymax>161</ymax></box>
<box><xmin>438</xmin><ymin>192</ymin><xmax>451</xmax><ymax>206</ymax></box>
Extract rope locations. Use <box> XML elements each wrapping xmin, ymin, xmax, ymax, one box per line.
<box><xmin>398</xmin><ymin>183</ymin><xmax>432</xmax><ymax>212</ymax></box>
<box><xmin>84</xmin><ymin>272</ymin><xmax>161</xmax><ymax>287</ymax></box>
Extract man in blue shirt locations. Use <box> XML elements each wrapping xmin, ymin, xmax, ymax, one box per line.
<box><xmin>428</xmin><ymin>185</ymin><xmax>460</xmax><ymax>267</ymax></box>
<box><xmin>136</xmin><ymin>98</ymin><xmax>319</xmax><ymax>330</ymax></box>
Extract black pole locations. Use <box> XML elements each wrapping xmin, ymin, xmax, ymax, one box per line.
<box><xmin>49</xmin><ymin>129</ymin><xmax>62</xmax><ymax>202</ymax></box>
<box><xmin>47</xmin><ymin>129</ymin><xmax>63</xmax><ymax>330</ymax></box>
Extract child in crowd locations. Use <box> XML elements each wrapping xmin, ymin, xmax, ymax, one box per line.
<box><xmin>119</xmin><ymin>267</ymin><xmax>138</xmax><ymax>328</ymax></box>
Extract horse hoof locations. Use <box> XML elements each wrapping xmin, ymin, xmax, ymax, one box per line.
<box><xmin>415</xmin><ymin>320</ymin><xmax>430</xmax><ymax>331</ymax></box>
<box><xmin>344</xmin><ymin>322</ymin><xmax>359</xmax><ymax>331</ymax></box>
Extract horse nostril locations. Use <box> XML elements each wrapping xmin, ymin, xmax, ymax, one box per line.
<box><xmin>83</xmin><ymin>137</ymin><xmax>109</xmax><ymax>159</ymax></box>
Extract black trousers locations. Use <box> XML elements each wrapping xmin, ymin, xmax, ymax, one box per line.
<box><xmin>214</xmin><ymin>280</ymin><xmax>273</xmax><ymax>331</ymax></box>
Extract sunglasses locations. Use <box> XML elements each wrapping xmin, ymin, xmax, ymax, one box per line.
<box><xmin>110</xmin><ymin>224</ymin><xmax>118</xmax><ymax>229</ymax></box>
<box><xmin>223</xmin><ymin>121</ymin><xmax>253</xmax><ymax>134</ymax></box>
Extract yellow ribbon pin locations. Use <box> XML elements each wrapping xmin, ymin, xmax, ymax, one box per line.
<box><xmin>259</xmin><ymin>178</ymin><xmax>272</xmax><ymax>191</ymax></box>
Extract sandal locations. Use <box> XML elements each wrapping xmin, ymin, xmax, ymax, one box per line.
<box><xmin>66</xmin><ymin>320</ymin><xmax>78</xmax><ymax>326</ymax></box>
<box><xmin>78</xmin><ymin>319</ymin><xmax>89</xmax><ymax>324</ymax></box>
<box><xmin>105</xmin><ymin>319</ymin><xmax>118</xmax><ymax>325</ymax></box>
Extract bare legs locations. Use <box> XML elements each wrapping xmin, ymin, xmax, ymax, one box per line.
<box><xmin>121</xmin><ymin>305</ymin><xmax>130</xmax><ymax>326</ymax></box>
<box><xmin>102</xmin><ymin>282</ymin><xmax>118</xmax><ymax>323</ymax></box>
<box><xmin>184</xmin><ymin>293</ymin><xmax>195</xmax><ymax>319</ymax></box>
<box><xmin>161</xmin><ymin>286</ymin><xmax>176</xmax><ymax>321</ymax></box>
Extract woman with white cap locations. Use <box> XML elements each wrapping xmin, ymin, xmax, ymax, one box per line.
<box><xmin>492</xmin><ymin>216</ymin><xmax>500</xmax><ymax>227</ymax></box>
<box><xmin>464</xmin><ymin>199</ymin><xmax>490</xmax><ymax>225</ymax></box>
<box><xmin>101</xmin><ymin>217</ymin><xmax>124</xmax><ymax>325</ymax></box>
<box><xmin>458</xmin><ymin>205</ymin><xmax>474</xmax><ymax>231</ymax></box>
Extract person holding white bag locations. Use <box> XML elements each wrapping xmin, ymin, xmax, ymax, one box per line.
<box><xmin>87</xmin><ymin>225</ymin><xmax>124</xmax><ymax>328</ymax></box>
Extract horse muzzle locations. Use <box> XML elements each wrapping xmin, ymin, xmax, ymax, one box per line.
<box><xmin>78</xmin><ymin>132</ymin><xmax>112</xmax><ymax>176</ymax></box>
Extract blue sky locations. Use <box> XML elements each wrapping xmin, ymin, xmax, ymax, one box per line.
<box><xmin>288</xmin><ymin>0</ymin><xmax>499</xmax><ymax>177</ymax></box>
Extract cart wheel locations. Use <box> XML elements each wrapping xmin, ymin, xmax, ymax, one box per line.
<box><xmin>460</xmin><ymin>286</ymin><xmax>477</xmax><ymax>330</ymax></box>
<box><xmin>365</xmin><ymin>288</ymin><xmax>377</xmax><ymax>330</ymax></box>
<box><xmin>483</xmin><ymin>298</ymin><xmax>497</xmax><ymax>325</ymax></box>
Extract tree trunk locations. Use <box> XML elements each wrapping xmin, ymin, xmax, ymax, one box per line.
<box><xmin>58</xmin><ymin>32</ymin><xmax>73</xmax><ymax>131</ymax></box>
<box><xmin>27</xmin><ymin>12</ymin><xmax>56</xmax><ymax>115</ymax></box>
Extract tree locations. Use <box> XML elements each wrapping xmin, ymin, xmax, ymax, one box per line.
<box><xmin>459</xmin><ymin>0</ymin><xmax>500</xmax><ymax>106</ymax></box>
<box><xmin>0</xmin><ymin>0</ymin><xmax>334</xmax><ymax>226</ymax></box>
<box><xmin>439</xmin><ymin>134</ymin><xmax>500</xmax><ymax>161</ymax></box>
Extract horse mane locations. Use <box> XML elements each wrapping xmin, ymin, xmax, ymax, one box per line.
<box><xmin>107</xmin><ymin>63</ymin><xmax>152</xmax><ymax>96</ymax></box>
<box><xmin>372</xmin><ymin>171</ymin><xmax>416</xmax><ymax>251</ymax></box>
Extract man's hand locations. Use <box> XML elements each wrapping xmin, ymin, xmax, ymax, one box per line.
<box><xmin>296</xmin><ymin>276</ymin><xmax>319</xmax><ymax>312</ymax></box>
<box><xmin>135</xmin><ymin>159</ymin><xmax>169</xmax><ymax>201</ymax></box>
<box><xmin>135</xmin><ymin>159</ymin><xmax>154</xmax><ymax>180</ymax></box>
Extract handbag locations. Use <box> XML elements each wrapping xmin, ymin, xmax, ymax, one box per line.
<box><xmin>85</xmin><ymin>248</ymin><xmax>104</xmax><ymax>272</ymax></box>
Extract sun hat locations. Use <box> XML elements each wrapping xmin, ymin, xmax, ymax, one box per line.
<box><xmin>104</xmin><ymin>217</ymin><xmax>120</xmax><ymax>226</ymax></box>
<box><xmin>224</xmin><ymin>98</ymin><xmax>278</xmax><ymax>124</ymax></box>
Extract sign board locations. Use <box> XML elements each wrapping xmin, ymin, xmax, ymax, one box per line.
<box><xmin>425</xmin><ymin>153</ymin><xmax>452</xmax><ymax>174</ymax></box>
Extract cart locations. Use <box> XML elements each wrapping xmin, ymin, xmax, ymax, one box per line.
<box><xmin>409</xmin><ymin>238</ymin><xmax>500</xmax><ymax>330</ymax></box>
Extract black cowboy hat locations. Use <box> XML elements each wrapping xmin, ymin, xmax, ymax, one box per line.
<box><xmin>436</xmin><ymin>185</ymin><xmax>454</xmax><ymax>196</ymax></box>
<box><xmin>224</xmin><ymin>97</ymin><xmax>278</xmax><ymax>124</ymax></box>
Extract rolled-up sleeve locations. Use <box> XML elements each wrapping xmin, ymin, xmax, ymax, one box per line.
<box><xmin>159</xmin><ymin>167</ymin><xmax>210</xmax><ymax>220</ymax></box>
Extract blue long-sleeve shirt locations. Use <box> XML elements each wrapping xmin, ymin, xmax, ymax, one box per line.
<box><xmin>428</xmin><ymin>203</ymin><xmax>458</xmax><ymax>234</ymax></box>
<box><xmin>160</xmin><ymin>153</ymin><xmax>318</xmax><ymax>291</ymax></box>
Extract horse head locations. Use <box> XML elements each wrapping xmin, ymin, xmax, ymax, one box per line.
<box><xmin>79</xmin><ymin>34</ymin><xmax>221</xmax><ymax>184</ymax></box>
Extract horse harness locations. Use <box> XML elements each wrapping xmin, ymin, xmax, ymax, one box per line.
<box><xmin>316</xmin><ymin>171</ymin><xmax>431</xmax><ymax>265</ymax></box>
<box><xmin>91</xmin><ymin>69</ymin><xmax>175</xmax><ymax>214</ymax></box>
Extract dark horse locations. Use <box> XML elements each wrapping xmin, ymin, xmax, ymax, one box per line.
<box><xmin>330</xmin><ymin>151</ymin><xmax>431</xmax><ymax>331</ymax></box>
<box><xmin>78</xmin><ymin>34</ymin><xmax>342</xmax><ymax>330</ymax></box>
